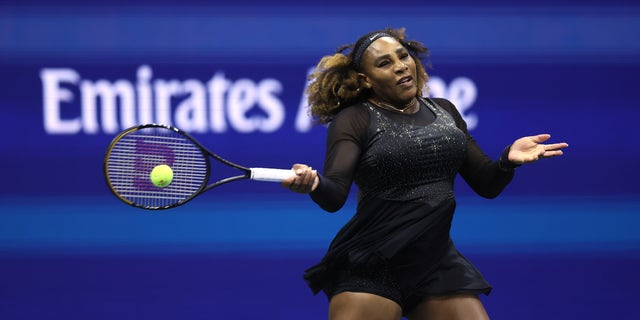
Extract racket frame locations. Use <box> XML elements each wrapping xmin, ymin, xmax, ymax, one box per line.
<box><xmin>104</xmin><ymin>124</ymin><xmax>256</xmax><ymax>210</ymax></box>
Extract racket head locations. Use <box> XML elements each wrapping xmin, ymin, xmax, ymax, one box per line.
<box><xmin>104</xmin><ymin>124</ymin><xmax>210</xmax><ymax>210</ymax></box>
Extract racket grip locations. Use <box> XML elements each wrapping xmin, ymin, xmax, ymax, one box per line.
<box><xmin>250</xmin><ymin>168</ymin><xmax>295</xmax><ymax>182</ymax></box>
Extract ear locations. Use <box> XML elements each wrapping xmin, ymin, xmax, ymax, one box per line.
<box><xmin>358</xmin><ymin>73</ymin><xmax>372</xmax><ymax>89</ymax></box>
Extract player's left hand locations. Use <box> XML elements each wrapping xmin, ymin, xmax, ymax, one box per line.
<box><xmin>509</xmin><ymin>134</ymin><xmax>569</xmax><ymax>164</ymax></box>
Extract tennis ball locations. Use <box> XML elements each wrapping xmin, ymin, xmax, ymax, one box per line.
<box><xmin>150</xmin><ymin>164</ymin><xmax>173</xmax><ymax>187</ymax></box>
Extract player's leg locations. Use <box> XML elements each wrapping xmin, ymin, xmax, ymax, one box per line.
<box><xmin>329</xmin><ymin>291</ymin><xmax>403</xmax><ymax>320</ymax></box>
<box><xmin>407</xmin><ymin>294</ymin><xmax>489</xmax><ymax>320</ymax></box>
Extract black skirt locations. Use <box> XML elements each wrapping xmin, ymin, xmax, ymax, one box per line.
<box><xmin>303</xmin><ymin>196</ymin><xmax>491</xmax><ymax>313</ymax></box>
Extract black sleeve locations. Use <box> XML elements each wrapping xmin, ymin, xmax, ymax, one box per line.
<box><xmin>432</xmin><ymin>98</ymin><xmax>516</xmax><ymax>199</ymax></box>
<box><xmin>309</xmin><ymin>105</ymin><xmax>369</xmax><ymax>212</ymax></box>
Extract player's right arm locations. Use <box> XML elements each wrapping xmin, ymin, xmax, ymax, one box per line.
<box><xmin>309</xmin><ymin>105</ymin><xmax>369</xmax><ymax>213</ymax></box>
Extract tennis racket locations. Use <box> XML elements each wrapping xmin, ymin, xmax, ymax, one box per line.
<box><xmin>104</xmin><ymin>123</ymin><xmax>294</xmax><ymax>210</ymax></box>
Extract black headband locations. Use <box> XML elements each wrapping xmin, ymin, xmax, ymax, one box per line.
<box><xmin>352</xmin><ymin>32</ymin><xmax>393</xmax><ymax>70</ymax></box>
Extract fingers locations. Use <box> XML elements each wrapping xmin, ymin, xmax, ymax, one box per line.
<box><xmin>281</xmin><ymin>164</ymin><xmax>318</xmax><ymax>193</ymax></box>
<box><xmin>539</xmin><ymin>141</ymin><xmax>569</xmax><ymax>159</ymax></box>
<box><xmin>512</xmin><ymin>134</ymin><xmax>551</xmax><ymax>151</ymax></box>
<box><xmin>544</xmin><ymin>142</ymin><xmax>569</xmax><ymax>151</ymax></box>
<box><xmin>510</xmin><ymin>135</ymin><xmax>569</xmax><ymax>164</ymax></box>
<box><xmin>530</xmin><ymin>133</ymin><xmax>551</xmax><ymax>143</ymax></box>
<box><xmin>542</xmin><ymin>150</ymin><xmax>564</xmax><ymax>158</ymax></box>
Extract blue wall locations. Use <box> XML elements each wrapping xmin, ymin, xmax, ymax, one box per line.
<box><xmin>1</xmin><ymin>1</ymin><xmax>639</xmax><ymax>319</ymax></box>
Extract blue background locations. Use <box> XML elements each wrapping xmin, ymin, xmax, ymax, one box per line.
<box><xmin>1</xmin><ymin>0</ymin><xmax>639</xmax><ymax>319</ymax></box>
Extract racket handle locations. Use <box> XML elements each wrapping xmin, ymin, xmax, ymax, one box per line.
<box><xmin>250</xmin><ymin>168</ymin><xmax>295</xmax><ymax>182</ymax></box>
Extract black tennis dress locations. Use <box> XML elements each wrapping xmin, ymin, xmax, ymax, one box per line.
<box><xmin>305</xmin><ymin>97</ymin><xmax>515</xmax><ymax>314</ymax></box>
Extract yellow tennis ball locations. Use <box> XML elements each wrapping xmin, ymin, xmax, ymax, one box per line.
<box><xmin>150</xmin><ymin>164</ymin><xmax>173</xmax><ymax>187</ymax></box>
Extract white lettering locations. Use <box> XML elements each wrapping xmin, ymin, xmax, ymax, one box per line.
<box><xmin>153</xmin><ymin>79</ymin><xmax>181</xmax><ymax>126</ymax></box>
<box><xmin>425</xmin><ymin>76</ymin><xmax>478</xmax><ymax>130</ymax></box>
<box><xmin>136</xmin><ymin>65</ymin><xmax>154</xmax><ymax>125</ymax></box>
<box><xmin>207</xmin><ymin>72</ymin><xmax>231</xmax><ymax>133</ymax></box>
<box><xmin>295</xmin><ymin>67</ymin><xmax>314</xmax><ymax>133</ymax></box>
<box><xmin>256</xmin><ymin>79</ymin><xmax>285</xmax><ymax>133</ymax></box>
<box><xmin>448</xmin><ymin>77</ymin><xmax>478</xmax><ymax>130</ymax></box>
<box><xmin>227</xmin><ymin>79</ymin><xmax>257</xmax><ymax>133</ymax></box>
<box><xmin>41</xmin><ymin>68</ymin><xmax>81</xmax><ymax>134</ymax></box>
<box><xmin>40</xmin><ymin>66</ymin><xmax>478</xmax><ymax>135</ymax></box>
<box><xmin>175</xmin><ymin>80</ymin><xmax>207</xmax><ymax>132</ymax></box>
<box><xmin>80</xmin><ymin>79</ymin><xmax>135</xmax><ymax>134</ymax></box>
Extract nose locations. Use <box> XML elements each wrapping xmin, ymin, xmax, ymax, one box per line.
<box><xmin>394</xmin><ymin>61</ymin><xmax>408</xmax><ymax>73</ymax></box>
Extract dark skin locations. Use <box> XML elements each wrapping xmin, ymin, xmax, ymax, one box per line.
<box><xmin>283</xmin><ymin>36</ymin><xmax>568</xmax><ymax>319</ymax></box>
<box><xmin>359</xmin><ymin>37</ymin><xmax>419</xmax><ymax>112</ymax></box>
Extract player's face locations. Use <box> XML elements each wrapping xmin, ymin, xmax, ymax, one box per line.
<box><xmin>359</xmin><ymin>37</ymin><xmax>418</xmax><ymax>106</ymax></box>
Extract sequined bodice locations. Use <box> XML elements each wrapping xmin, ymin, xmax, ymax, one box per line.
<box><xmin>354</xmin><ymin>99</ymin><xmax>467</xmax><ymax>205</ymax></box>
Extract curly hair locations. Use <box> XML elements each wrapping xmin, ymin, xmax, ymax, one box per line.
<box><xmin>306</xmin><ymin>27</ymin><xmax>430</xmax><ymax>124</ymax></box>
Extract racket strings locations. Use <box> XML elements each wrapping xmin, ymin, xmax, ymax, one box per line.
<box><xmin>106</xmin><ymin>127</ymin><xmax>208</xmax><ymax>208</ymax></box>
